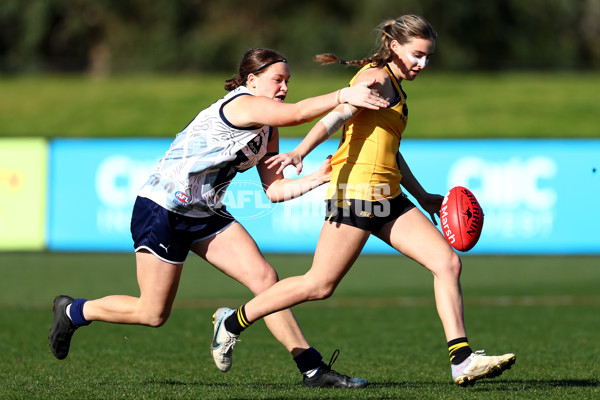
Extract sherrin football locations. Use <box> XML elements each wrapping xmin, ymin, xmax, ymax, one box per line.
<box><xmin>440</xmin><ymin>186</ymin><xmax>484</xmax><ymax>252</ymax></box>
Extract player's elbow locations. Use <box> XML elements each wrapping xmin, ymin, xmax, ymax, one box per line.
<box><xmin>264</xmin><ymin>188</ymin><xmax>284</xmax><ymax>203</ymax></box>
<box><xmin>264</xmin><ymin>181</ymin><xmax>293</xmax><ymax>203</ymax></box>
<box><xmin>294</xmin><ymin>106</ymin><xmax>319</xmax><ymax>125</ymax></box>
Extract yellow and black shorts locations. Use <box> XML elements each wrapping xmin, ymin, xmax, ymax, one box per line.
<box><xmin>324</xmin><ymin>194</ymin><xmax>415</xmax><ymax>232</ymax></box>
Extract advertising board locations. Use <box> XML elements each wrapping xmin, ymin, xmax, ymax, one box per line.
<box><xmin>47</xmin><ymin>138</ymin><xmax>600</xmax><ymax>254</ymax></box>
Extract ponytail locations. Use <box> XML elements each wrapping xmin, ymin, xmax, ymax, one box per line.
<box><xmin>315</xmin><ymin>15</ymin><xmax>436</xmax><ymax>70</ymax></box>
<box><xmin>314</xmin><ymin>53</ymin><xmax>374</xmax><ymax>68</ymax></box>
<box><xmin>224</xmin><ymin>75</ymin><xmax>244</xmax><ymax>91</ymax></box>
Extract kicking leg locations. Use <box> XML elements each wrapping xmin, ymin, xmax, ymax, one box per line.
<box><xmin>375</xmin><ymin>208</ymin><xmax>515</xmax><ymax>385</ymax></box>
<box><xmin>375</xmin><ymin>208</ymin><xmax>465</xmax><ymax>340</ymax></box>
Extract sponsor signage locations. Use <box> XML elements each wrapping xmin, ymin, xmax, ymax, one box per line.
<box><xmin>45</xmin><ymin>138</ymin><xmax>600</xmax><ymax>254</ymax></box>
<box><xmin>48</xmin><ymin>139</ymin><xmax>168</xmax><ymax>251</ymax></box>
<box><xmin>239</xmin><ymin>139</ymin><xmax>600</xmax><ymax>254</ymax></box>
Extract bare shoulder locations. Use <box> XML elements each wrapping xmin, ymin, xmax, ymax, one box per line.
<box><xmin>352</xmin><ymin>66</ymin><xmax>390</xmax><ymax>98</ymax></box>
<box><xmin>354</xmin><ymin>66</ymin><xmax>389</xmax><ymax>85</ymax></box>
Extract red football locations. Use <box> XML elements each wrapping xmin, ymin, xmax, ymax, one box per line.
<box><xmin>440</xmin><ymin>186</ymin><xmax>484</xmax><ymax>252</ymax></box>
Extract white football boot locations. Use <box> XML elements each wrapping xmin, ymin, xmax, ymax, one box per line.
<box><xmin>452</xmin><ymin>350</ymin><xmax>516</xmax><ymax>386</ymax></box>
<box><xmin>211</xmin><ymin>307</ymin><xmax>239</xmax><ymax>372</ymax></box>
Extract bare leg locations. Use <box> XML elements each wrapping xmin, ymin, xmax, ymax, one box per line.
<box><xmin>374</xmin><ymin>208</ymin><xmax>466</xmax><ymax>341</ymax></box>
<box><xmin>192</xmin><ymin>222</ymin><xmax>310</xmax><ymax>357</ymax></box>
<box><xmin>82</xmin><ymin>250</ymin><xmax>183</xmax><ymax>327</ymax></box>
<box><xmin>243</xmin><ymin>222</ymin><xmax>371</xmax><ymax>323</ymax></box>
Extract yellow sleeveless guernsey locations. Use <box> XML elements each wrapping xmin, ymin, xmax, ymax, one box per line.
<box><xmin>326</xmin><ymin>64</ymin><xmax>407</xmax><ymax>202</ymax></box>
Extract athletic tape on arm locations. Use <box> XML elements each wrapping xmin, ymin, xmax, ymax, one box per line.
<box><xmin>319</xmin><ymin>104</ymin><xmax>354</xmax><ymax>136</ymax></box>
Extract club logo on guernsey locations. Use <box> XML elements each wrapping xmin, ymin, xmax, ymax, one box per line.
<box><xmin>174</xmin><ymin>191</ymin><xmax>191</xmax><ymax>206</ymax></box>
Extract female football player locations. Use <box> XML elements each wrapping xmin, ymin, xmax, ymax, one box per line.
<box><xmin>213</xmin><ymin>16</ymin><xmax>516</xmax><ymax>386</ymax></box>
<box><xmin>49</xmin><ymin>47</ymin><xmax>389</xmax><ymax>388</ymax></box>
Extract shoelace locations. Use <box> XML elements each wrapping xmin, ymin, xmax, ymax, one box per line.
<box><xmin>222</xmin><ymin>333</ymin><xmax>239</xmax><ymax>353</ymax></box>
<box><xmin>321</xmin><ymin>349</ymin><xmax>341</xmax><ymax>374</ymax></box>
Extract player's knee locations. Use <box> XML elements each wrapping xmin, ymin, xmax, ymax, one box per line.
<box><xmin>145</xmin><ymin>313</ymin><xmax>170</xmax><ymax>327</ymax></box>
<box><xmin>249</xmin><ymin>265</ymin><xmax>280</xmax><ymax>294</ymax></box>
<box><xmin>306</xmin><ymin>280</ymin><xmax>336</xmax><ymax>300</ymax></box>
<box><xmin>429</xmin><ymin>251</ymin><xmax>462</xmax><ymax>279</ymax></box>
<box><xmin>443</xmin><ymin>252</ymin><xmax>462</xmax><ymax>278</ymax></box>
<box><xmin>139</xmin><ymin>307</ymin><xmax>171</xmax><ymax>327</ymax></box>
<box><xmin>451</xmin><ymin>252</ymin><xmax>462</xmax><ymax>277</ymax></box>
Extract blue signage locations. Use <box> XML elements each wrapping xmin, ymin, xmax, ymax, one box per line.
<box><xmin>47</xmin><ymin>138</ymin><xmax>600</xmax><ymax>254</ymax></box>
<box><xmin>48</xmin><ymin>139</ymin><xmax>170</xmax><ymax>251</ymax></box>
<box><xmin>233</xmin><ymin>139</ymin><xmax>600</xmax><ymax>254</ymax></box>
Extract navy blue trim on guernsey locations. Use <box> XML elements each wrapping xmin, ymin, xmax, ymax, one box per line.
<box><xmin>384</xmin><ymin>64</ymin><xmax>407</xmax><ymax>107</ymax></box>
<box><xmin>219</xmin><ymin>93</ymin><xmax>263</xmax><ymax>130</ymax></box>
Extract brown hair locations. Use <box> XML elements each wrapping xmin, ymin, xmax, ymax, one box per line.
<box><xmin>225</xmin><ymin>48</ymin><xmax>288</xmax><ymax>91</ymax></box>
<box><xmin>315</xmin><ymin>15</ymin><xmax>437</xmax><ymax>68</ymax></box>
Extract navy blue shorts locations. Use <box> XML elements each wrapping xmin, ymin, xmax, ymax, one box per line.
<box><xmin>130</xmin><ymin>196</ymin><xmax>235</xmax><ymax>264</ymax></box>
<box><xmin>324</xmin><ymin>194</ymin><xmax>415</xmax><ymax>232</ymax></box>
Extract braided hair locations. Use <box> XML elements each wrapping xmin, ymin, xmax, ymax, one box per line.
<box><xmin>314</xmin><ymin>15</ymin><xmax>436</xmax><ymax>68</ymax></box>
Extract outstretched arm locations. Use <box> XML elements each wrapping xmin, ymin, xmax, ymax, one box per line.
<box><xmin>266</xmin><ymin>103</ymin><xmax>358</xmax><ymax>175</ymax></box>
<box><xmin>257</xmin><ymin>156</ymin><xmax>331</xmax><ymax>203</ymax></box>
<box><xmin>266</xmin><ymin>66</ymin><xmax>390</xmax><ymax>175</ymax></box>
<box><xmin>256</xmin><ymin>128</ymin><xmax>331</xmax><ymax>203</ymax></box>
<box><xmin>226</xmin><ymin>80</ymin><xmax>388</xmax><ymax>129</ymax></box>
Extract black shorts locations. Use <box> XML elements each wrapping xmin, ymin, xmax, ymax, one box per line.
<box><xmin>324</xmin><ymin>194</ymin><xmax>416</xmax><ymax>232</ymax></box>
<box><xmin>130</xmin><ymin>196</ymin><xmax>234</xmax><ymax>264</ymax></box>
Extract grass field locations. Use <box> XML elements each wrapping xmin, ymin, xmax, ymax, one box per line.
<box><xmin>1</xmin><ymin>252</ymin><xmax>598</xmax><ymax>399</ymax></box>
<box><xmin>1</xmin><ymin>72</ymin><xmax>599</xmax><ymax>139</ymax></box>
<box><xmin>1</xmin><ymin>71</ymin><xmax>598</xmax><ymax>398</ymax></box>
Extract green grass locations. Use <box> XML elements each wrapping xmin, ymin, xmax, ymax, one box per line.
<box><xmin>1</xmin><ymin>252</ymin><xmax>599</xmax><ymax>399</ymax></box>
<box><xmin>1</xmin><ymin>72</ymin><xmax>599</xmax><ymax>139</ymax></box>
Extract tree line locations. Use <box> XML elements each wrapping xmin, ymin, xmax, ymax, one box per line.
<box><xmin>1</xmin><ymin>0</ymin><xmax>598</xmax><ymax>75</ymax></box>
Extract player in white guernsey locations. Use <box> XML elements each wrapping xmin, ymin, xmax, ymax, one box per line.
<box><xmin>138</xmin><ymin>85</ymin><xmax>274</xmax><ymax>218</ymax></box>
<box><xmin>49</xmin><ymin>48</ymin><xmax>388</xmax><ymax>388</ymax></box>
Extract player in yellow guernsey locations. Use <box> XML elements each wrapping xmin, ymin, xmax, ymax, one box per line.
<box><xmin>49</xmin><ymin>48</ymin><xmax>389</xmax><ymax>389</ymax></box>
<box><xmin>326</xmin><ymin>63</ymin><xmax>407</xmax><ymax>204</ymax></box>
<box><xmin>214</xmin><ymin>15</ymin><xmax>516</xmax><ymax>387</ymax></box>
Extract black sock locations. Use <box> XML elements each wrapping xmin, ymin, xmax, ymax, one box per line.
<box><xmin>448</xmin><ymin>337</ymin><xmax>473</xmax><ymax>365</ymax></box>
<box><xmin>224</xmin><ymin>305</ymin><xmax>252</xmax><ymax>335</ymax></box>
<box><xmin>293</xmin><ymin>347</ymin><xmax>324</xmax><ymax>374</ymax></box>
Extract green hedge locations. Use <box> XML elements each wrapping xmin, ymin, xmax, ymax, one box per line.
<box><xmin>1</xmin><ymin>0</ymin><xmax>599</xmax><ymax>75</ymax></box>
<box><xmin>1</xmin><ymin>72</ymin><xmax>598</xmax><ymax>138</ymax></box>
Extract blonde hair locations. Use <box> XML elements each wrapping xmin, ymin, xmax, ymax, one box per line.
<box><xmin>315</xmin><ymin>15</ymin><xmax>437</xmax><ymax>68</ymax></box>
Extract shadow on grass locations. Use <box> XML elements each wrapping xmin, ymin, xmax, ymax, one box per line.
<box><xmin>371</xmin><ymin>378</ymin><xmax>599</xmax><ymax>390</ymax></box>
<box><xmin>145</xmin><ymin>379</ymin><xmax>294</xmax><ymax>390</ymax></box>
<box><xmin>499</xmin><ymin>379</ymin><xmax>599</xmax><ymax>388</ymax></box>
<box><xmin>146</xmin><ymin>378</ymin><xmax>599</xmax><ymax>389</ymax></box>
